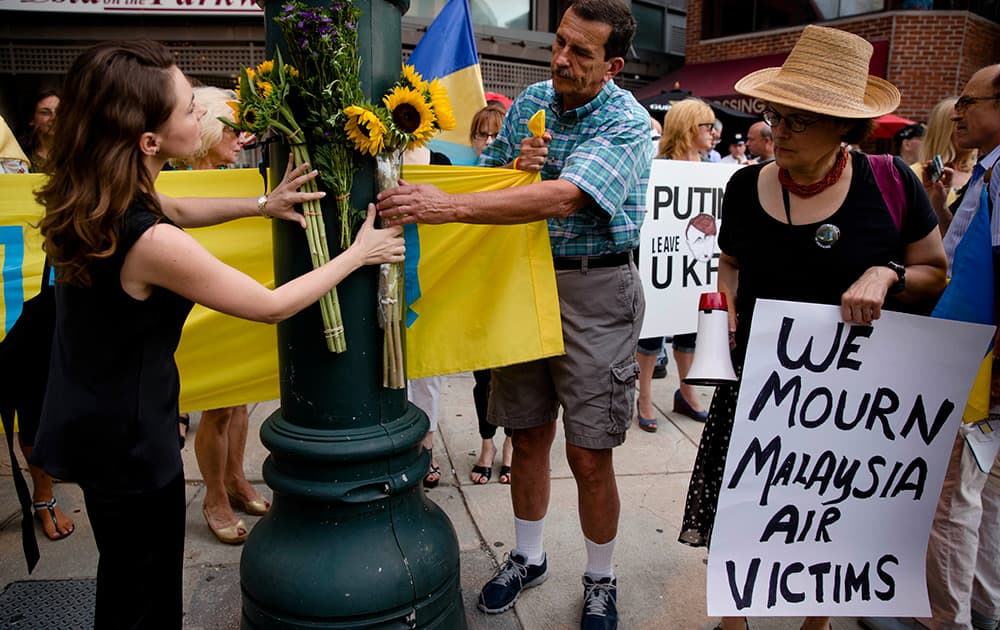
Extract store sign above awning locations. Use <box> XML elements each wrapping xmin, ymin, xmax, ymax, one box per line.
<box><xmin>0</xmin><ymin>0</ymin><xmax>263</xmax><ymax>16</ymax></box>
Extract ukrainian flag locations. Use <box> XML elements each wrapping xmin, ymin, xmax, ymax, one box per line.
<box><xmin>932</xmin><ymin>182</ymin><xmax>996</xmax><ymax>423</ymax></box>
<box><xmin>409</xmin><ymin>0</ymin><xmax>487</xmax><ymax>166</ymax></box>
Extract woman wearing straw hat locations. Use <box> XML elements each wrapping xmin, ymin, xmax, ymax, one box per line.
<box><xmin>678</xmin><ymin>25</ymin><xmax>948</xmax><ymax>630</ymax></box>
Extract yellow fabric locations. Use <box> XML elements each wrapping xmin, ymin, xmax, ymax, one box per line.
<box><xmin>432</xmin><ymin>65</ymin><xmax>487</xmax><ymax>148</ymax></box>
<box><xmin>401</xmin><ymin>165</ymin><xmax>562</xmax><ymax>379</ymax></box>
<box><xmin>1</xmin><ymin>166</ymin><xmax>562</xmax><ymax>425</ymax></box>
<box><xmin>0</xmin><ymin>117</ymin><xmax>29</xmax><ymax>163</ymax></box>
<box><xmin>528</xmin><ymin>110</ymin><xmax>546</xmax><ymax>138</ymax></box>
<box><xmin>965</xmin><ymin>354</ymin><xmax>992</xmax><ymax>423</ymax></box>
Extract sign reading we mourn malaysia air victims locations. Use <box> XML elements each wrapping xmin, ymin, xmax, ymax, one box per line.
<box><xmin>638</xmin><ymin>160</ymin><xmax>742</xmax><ymax>337</ymax></box>
<box><xmin>708</xmin><ymin>300</ymin><xmax>995</xmax><ymax>617</ymax></box>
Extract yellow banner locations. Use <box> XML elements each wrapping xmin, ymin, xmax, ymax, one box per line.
<box><xmin>0</xmin><ymin>166</ymin><xmax>560</xmax><ymax>420</ymax></box>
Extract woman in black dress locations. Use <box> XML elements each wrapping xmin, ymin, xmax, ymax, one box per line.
<box><xmin>678</xmin><ymin>26</ymin><xmax>948</xmax><ymax>630</ymax></box>
<box><xmin>31</xmin><ymin>41</ymin><xmax>404</xmax><ymax>629</ymax></box>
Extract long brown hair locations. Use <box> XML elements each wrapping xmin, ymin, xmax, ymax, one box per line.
<box><xmin>37</xmin><ymin>41</ymin><xmax>177</xmax><ymax>287</ymax></box>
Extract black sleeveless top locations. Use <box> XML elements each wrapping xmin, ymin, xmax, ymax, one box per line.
<box><xmin>719</xmin><ymin>152</ymin><xmax>939</xmax><ymax>365</ymax></box>
<box><xmin>32</xmin><ymin>199</ymin><xmax>194</xmax><ymax>493</ymax></box>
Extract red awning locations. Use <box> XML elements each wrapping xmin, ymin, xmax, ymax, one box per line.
<box><xmin>871</xmin><ymin>113</ymin><xmax>916</xmax><ymax>139</ymax></box>
<box><xmin>637</xmin><ymin>41</ymin><xmax>890</xmax><ymax>114</ymax></box>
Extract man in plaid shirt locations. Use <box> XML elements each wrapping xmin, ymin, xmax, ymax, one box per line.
<box><xmin>378</xmin><ymin>1</ymin><xmax>651</xmax><ymax>626</ymax></box>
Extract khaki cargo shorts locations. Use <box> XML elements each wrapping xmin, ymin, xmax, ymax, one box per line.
<box><xmin>487</xmin><ymin>261</ymin><xmax>645</xmax><ymax>450</ymax></box>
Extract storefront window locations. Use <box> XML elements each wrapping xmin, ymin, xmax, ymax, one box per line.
<box><xmin>633</xmin><ymin>1</ymin><xmax>666</xmax><ymax>50</ymax></box>
<box><xmin>702</xmin><ymin>0</ymin><xmax>884</xmax><ymax>39</ymax></box>
<box><xmin>408</xmin><ymin>0</ymin><xmax>531</xmax><ymax>30</ymax></box>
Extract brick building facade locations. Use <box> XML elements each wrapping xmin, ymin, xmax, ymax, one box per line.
<box><xmin>683</xmin><ymin>3</ymin><xmax>1000</xmax><ymax>121</ymax></box>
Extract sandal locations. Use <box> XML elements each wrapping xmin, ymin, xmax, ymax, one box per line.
<box><xmin>638</xmin><ymin>415</ymin><xmax>658</xmax><ymax>432</ymax></box>
<box><xmin>470</xmin><ymin>465</ymin><xmax>492</xmax><ymax>484</ymax></box>
<box><xmin>498</xmin><ymin>465</ymin><xmax>511</xmax><ymax>485</ymax></box>
<box><xmin>202</xmin><ymin>505</ymin><xmax>248</xmax><ymax>545</ymax></box>
<box><xmin>424</xmin><ymin>464</ymin><xmax>442</xmax><ymax>488</ymax></box>
<box><xmin>227</xmin><ymin>488</ymin><xmax>271</xmax><ymax>516</ymax></box>
<box><xmin>33</xmin><ymin>498</ymin><xmax>74</xmax><ymax>541</ymax></box>
<box><xmin>178</xmin><ymin>413</ymin><xmax>190</xmax><ymax>448</ymax></box>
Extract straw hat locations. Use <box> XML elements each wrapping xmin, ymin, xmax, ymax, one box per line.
<box><xmin>734</xmin><ymin>25</ymin><xmax>900</xmax><ymax>119</ymax></box>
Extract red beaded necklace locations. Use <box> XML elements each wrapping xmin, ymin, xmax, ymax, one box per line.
<box><xmin>778</xmin><ymin>147</ymin><xmax>848</xmax><ymax>198</ymax></box>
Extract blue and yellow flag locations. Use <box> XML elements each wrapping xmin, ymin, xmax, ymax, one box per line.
<box><xmin>932</xmin><ymin>182</ymin><xmax>996</xmax><ymax>423</ymax></box>
<box><xmin>409</xmin><ymin>0</ymin><xmax>487</xmax><ymax>166</ymax></box>
<box><xmin>0</xmin><ymin>168</ymin><xmax>561</xmax><ymax>422</ymax></box>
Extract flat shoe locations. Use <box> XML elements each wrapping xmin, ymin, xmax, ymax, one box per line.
<box><xmin>227</xmin><ymin>489</ymin><xmax>270</xmax><ymax>516</ymax></box>
<box><xmin>33</xmin><ymin>498</ymin><xmax>74</xmax><ymax>541</ymax></box>
<box><xmin>203</xmin><ymin>506</ymin><xmax>248</xmax><ymax>545</ymax></box>
<box><xmin>424</xmin><ymin>464</ymin><xmax>442</xmax><ymax>488</ymax></box>
<box><xmin>674</xmin><ymin>389</ymin><xmax>708</xmax><ymax>421</ymax></box>
<box><xmin>638</xmin><ymin>415</ymin><xmax>658</xmax><ymax>432</ymax></box>
<box><xmin>498</xmin><ymin>466</ymin><xmax>511</xmax><ymax>484</ymax></box>
<box><xmin>470</xmin><ymin>465</ymin><xmax>492</xmax><ymax>484</ymax></box>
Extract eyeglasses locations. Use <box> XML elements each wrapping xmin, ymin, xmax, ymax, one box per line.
<box><xmin>954</xmin><ymin>94</ymin><xmax>1000</xmax><ymax>114</ymax></box>
<box><xmin>697</xmin><ymin>122</ymin><xmax>715</xmax><ymax>131</ymax></box>
<box><xmin>762</xmin><ymin>108</ymin><xmax>824</xmax><ymax>133</ymax></box>
<box><xmin>473</xmin><ymin>132</ymin><xmax>497</xmax><ymax>142</ymax></box>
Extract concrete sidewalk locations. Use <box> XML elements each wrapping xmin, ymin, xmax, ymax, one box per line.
<box><xmin>1</xmin><ymin>371</ymin><xmax>865</xmax><ymax>629</ymax></box>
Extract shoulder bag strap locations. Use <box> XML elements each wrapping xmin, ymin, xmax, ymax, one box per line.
<box><xmin>867</xmin><ymin>153</ymin><xmax>906</xmax><ymax>233</ymax></box>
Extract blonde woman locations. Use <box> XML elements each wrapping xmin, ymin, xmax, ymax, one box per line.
<box><xmin>635</xmin><ymin>98</ymin><xmax>715</xmax><ymax>432</ymax></box>
<box><xmin>913</xmin><ymin>97</ymin><xmax>978</xmax><ymax>235</ymax></box>
<box><xmin>175</xmin><ymin>86</ymin><xmax>270</xmax><ymax>545</ymax></box>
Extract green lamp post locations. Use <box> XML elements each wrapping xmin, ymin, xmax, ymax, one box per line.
<box><xmin>239</xmin><ymin>1</ymin><xmax>467</xmax><ymax>627</ymax></box>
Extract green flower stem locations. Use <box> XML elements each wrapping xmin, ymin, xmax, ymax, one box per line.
<box><xmin>289</xmin><ymin>140</ymin><xmax>346</xmax><ymax>353</ymax></box>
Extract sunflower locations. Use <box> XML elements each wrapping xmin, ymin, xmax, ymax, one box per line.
<box><xmin>256</xmin><ymin>80</ymin><xmax>275</xmax><ymax>100</ymax></box>
<box><xmin>426</xmin><ymin>78</ymin><xmax>456</xmax><ymax>131</ymax></box>
<box><xmin>256</xmin><ymin>59</ymin><xmax>275</xmax><ymax>77</ymax></box>
<box><xmin>226</xmin><ymin>101</ymin><xmax>241</xmax><ymax>125</ymax></box>
<box><xmin>383</xmin><ymin>86</ymin><xmax>435</xmax><ymax>149</ymax></box>
<box><xmin>285</xmin><ymin>64</ymin><xmax>299</xmax><ymax>78</ymax></box>
<box><xmin>344</xmin><ymin>105</ymin><xmax>387</xmax><ymax>156</ymax></box>
<box><xmin>401</xmin><ymin>65</ymin><xmax>428</xmax><ymax>92</ymax></box>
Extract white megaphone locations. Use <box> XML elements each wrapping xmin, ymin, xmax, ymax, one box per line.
<box><xmin>684</xmin><ymin>292</ymin><xmax>737</xmax><ymax>386</ymax></box>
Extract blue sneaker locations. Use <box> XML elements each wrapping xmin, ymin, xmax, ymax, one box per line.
<box><xmin>478</xmin><ymin>552</ymin><xmax>548</xmax><ymax>614</ymax></box>
<box><xmin>581</xmin><ymin>575</ymin><xmax>618</xmax><ymax>630</ymax></box>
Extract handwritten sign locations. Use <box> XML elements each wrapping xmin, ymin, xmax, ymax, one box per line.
<box><xmin>638</xmin><ymin>160</ymin><xmax>742</xmax><ymax>337</ymax></box>
<box><xmin>708</xmin><ymin>299</ymin><xmax>995</xmax><ymax>617</ymax></box>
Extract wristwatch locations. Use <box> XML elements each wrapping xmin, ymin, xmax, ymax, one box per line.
<box><xmin>886</xmin><ymin>261</ymin><xmax>905</xmax><ymax>295</ymax></box>
<box><xmin>256</xmin><ymin>194</ymin><xmax>269</xmax><ymax>218</ymax></box>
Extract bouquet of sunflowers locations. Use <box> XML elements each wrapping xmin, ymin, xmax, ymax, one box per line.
<box><xmin>343</xmin><ymin>66</ymin><xmax>456</xmax><ymax>388</ymax></box>
<box><xmin>227</xmin><ymin>54</ymin><xmax>346</xmax><ymax>353</ymax></box>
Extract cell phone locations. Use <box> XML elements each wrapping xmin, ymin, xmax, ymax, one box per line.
<box><xmin>928</xmin><ymin>154</ymin><xmax>944</xmax><ymax>183</ymax></box>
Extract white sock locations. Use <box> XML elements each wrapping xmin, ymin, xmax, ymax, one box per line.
<box><xmin>513</xmin><ymin>516</ymin><xmax>545</xmax><ymax>566</ymax></box>
<box><xmin>584</xmin><ymin>536</ymin><xmax>616</xmax><ymax>580</ymax></box>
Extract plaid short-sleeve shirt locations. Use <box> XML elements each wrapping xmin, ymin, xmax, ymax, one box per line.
<box><xmin>479</xmin><ymin>80</ymin><xmax>652</xmax><ymax>257</ymax></box>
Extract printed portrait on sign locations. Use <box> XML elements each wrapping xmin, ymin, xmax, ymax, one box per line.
<box><xmin>685</xmin><ymin>213</ymin><xmax>717</xmax><ymax>262</ymax></box>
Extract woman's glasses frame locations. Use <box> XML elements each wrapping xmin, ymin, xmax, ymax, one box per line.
<box><xmin>761</xmin><ymin>108</ymin><xmax>824</xmax><ymax>134</ymax></box>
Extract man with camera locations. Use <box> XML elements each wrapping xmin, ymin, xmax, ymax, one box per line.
<box><xmin>922</xmin><ymin>63</ymin><xmax>1000</xmax><ymax>630</ymax></box>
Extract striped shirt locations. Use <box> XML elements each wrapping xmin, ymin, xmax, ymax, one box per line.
<box><xmin>942</xmin><ymin>144</ymin><xmax>1000</xmax><ymax>272</ymax></box>
<box><xmin>480</xmin><ymin>80</ymin><xmax>652</xmax><ymax>257</ymax></box>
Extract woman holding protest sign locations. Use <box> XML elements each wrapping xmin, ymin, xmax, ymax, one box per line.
<box><xmin>677</xmin><ymin>26</ymin><xmax>947</xmax><ymax>630</ymax></box>
<box><xmin>635</xmin><ymin>98</ymin><xmax>716</xmax><ymax>432</ymax></box>
<box><xmin>30</xmin><ymin>41</ymin><xmax>404</xmax><ymax>628</ymax></box>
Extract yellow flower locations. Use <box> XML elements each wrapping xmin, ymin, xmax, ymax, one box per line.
<box><xmin>256</xmin><ymin>59</ymin><xmax>275</xmax><ymax>77</ymax></box>
<box><xmin>344</xmin><ymin>105</ymin><xmax>386</xmax><ymax>156</ymax></box>
<box><xmin>427</xmin><ymin>79</ymin><xmax>456</xmax><ymax>131</ymax></box>
<box><xmin>226</xmin><ymin>101</ymin><xmax>241</xmax><ymax>125</ymax></box>
<box><xmin>383</xmin><ymin>86</ymin><xmax>435</xmax><ymax>149</ymax></box>
<box><xmin>246</xmin><ymin>67</ymin><xmax>257</xmax><ymax>82</ymax></box>
<box><xmin>285</xmin><ymin>65</ymin><xmax>299</xmax><ymax>78</ymax></box>
<box><xmin>256</xmin><ymin>80</ymin><xmax>275</xmax><ymax>99</ymax></box>
<box><xmin>401</xmin><ymin>64</ymin><xmax>428</xmax><ymax>92</ymax></box>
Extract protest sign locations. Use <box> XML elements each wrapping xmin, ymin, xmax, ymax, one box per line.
<box><xmin>638</xmin><ymin>160</ymin><xmax>741</xmax><ymax>337</ymax></box>
<box><xmin>707</xmin><ymin>299</ymin><xmax>995</xmax><ymax>617</ymax></box>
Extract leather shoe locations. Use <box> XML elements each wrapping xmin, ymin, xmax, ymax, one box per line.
<box><xmin>673</xmin><ymin>389</ymin><xmax>707</xmax><ymax>421</ymax></box>
<box><xmin>227</xmin><ymin>489</ymin><xmax>270</xmax><ymax>516</ymax></box>
<box><xmin>203</xmin><ymin>506</ymin><xmax>248</xmax><ymax>544</ymax></box>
